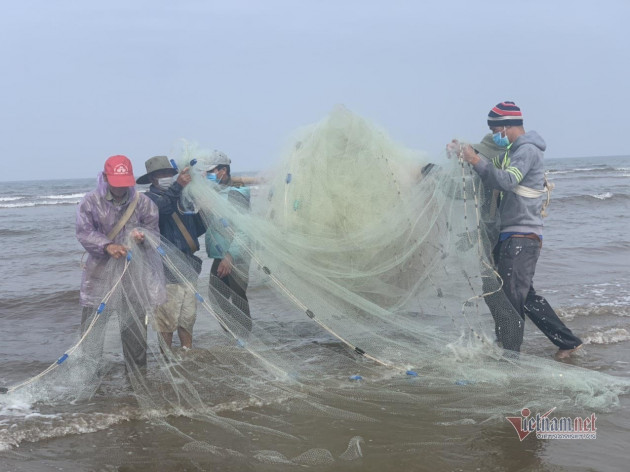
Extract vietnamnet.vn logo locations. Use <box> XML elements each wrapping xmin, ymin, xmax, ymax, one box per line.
<box><xmin>506</xmin><ymin>407</ymin><xmax>597</xmax><ymax>440</ymax></box>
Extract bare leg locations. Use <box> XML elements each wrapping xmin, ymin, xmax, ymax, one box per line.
<box><xmin>178</xmin><ymin>327</ymin><xmax>192</xmax><ymax>349</ymax></box>
<box><xmin>160</xmin><ymin>331</ymin><xmax>174</xmax><ymax>354</ymax></box>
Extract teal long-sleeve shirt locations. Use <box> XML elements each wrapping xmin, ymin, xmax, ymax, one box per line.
<box><xmin>205</xmin><ymin>186</ymin><xmax>251</xmax><ymax>261</ymax></box>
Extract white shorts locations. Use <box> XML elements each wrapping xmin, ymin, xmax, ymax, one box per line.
<box><xmin>154</xmin><ymin>283</ymin><xmax>197</xmax><ymax>333</ymax></box>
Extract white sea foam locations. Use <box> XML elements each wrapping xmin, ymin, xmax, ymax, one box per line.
<box><xmin>0</xmin><ymin>398</ymin><xmax>33</xmax><ymax>420</ymax></box>
<box><xmin>591</xmin><ymin>192</ymin><xmax>613</xmax><ymax>200</ymax></box>
<box><xmin>558</xmin><ymin>304</ymin><xmax>630</xmax><ymax>321</ymax></box>
<box><xmin>44</xmin><ymin>193</ymin><xmax>86</xmax><ymax>199</ymax></box>
<box><xmin>0</xmin><ymin>200</ymin><xmax>80</xmax><ymax>209</ymax></box>
<box><xmin>0</xmin><ymin>410</ymin><xmax>133</xmax><ymax>451</ymax></box>
<box><xmin>548</xmin><ymin>167</ymin><xmax>601</xmax><ymax>175</ymax></box>
<box><xmin>0</xmin><ymin>197</ymin><xmax>21</xmax><ymax>202</ymax></box>
<box><xmin>0</xmin><ymin>202</ymin><xmax>37</xmax><ymax>208</ymax></box>
<box><xmin>436</xmin><ymin>418</ymin><xmax>477</xmax><ymax>426</ymax></box>
<box><xmin>584</xmin><ymin>328</ymin><xmax>630</xmax><ymax>345</ymax></box>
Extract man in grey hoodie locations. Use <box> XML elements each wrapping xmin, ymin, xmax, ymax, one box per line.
<box><xmin>458</xmin><ymin>101</ymin><xmax>582</xmax><ymax>357</ymax></box>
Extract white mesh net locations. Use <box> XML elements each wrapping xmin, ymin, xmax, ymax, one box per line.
<box><xmin>2</xmin><ymin>106</ymin><xmax>628</xmax><ymax>464</ymax></box>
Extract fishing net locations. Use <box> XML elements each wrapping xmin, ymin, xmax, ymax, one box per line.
<box><xmin>2</xmin><ymin>106</ymin><xmax>629</xmax><ymax>465</ymax></box>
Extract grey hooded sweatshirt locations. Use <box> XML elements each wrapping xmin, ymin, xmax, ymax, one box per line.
<box><xmin>472</xmin><ymin>130</ymin><xmax>546</xmax><ymax>235</ymax></box>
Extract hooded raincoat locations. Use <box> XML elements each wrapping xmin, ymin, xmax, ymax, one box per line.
<box><xmin>76</xmin><ymin>173</ymin><xmax>166</xmax><ymax>307</ymax></box>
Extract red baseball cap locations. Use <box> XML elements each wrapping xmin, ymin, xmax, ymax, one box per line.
<box><xmin>103</xmin><ymin>155</ymin><xmax>136</xmax><ymax>187</ymax></box>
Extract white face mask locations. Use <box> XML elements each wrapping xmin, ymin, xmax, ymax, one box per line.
<box><xmin>157</xmin><ymin>177</ymin><xmax>174</xmax><ymax>189</ymax></box>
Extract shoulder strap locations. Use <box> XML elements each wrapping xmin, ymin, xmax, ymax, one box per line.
<box><xmin>172</xmin><ymin>212</ymin><xmax>199</xmax><ymax>252</ymax></box>
<box><xmin>107</xmin><ymin>192</ymin><xmax>139</xmax><ymax>240</ymax></box>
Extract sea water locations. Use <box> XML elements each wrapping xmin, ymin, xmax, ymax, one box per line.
<box><xmin>0</xmin><ymin>157</ymin><xmax>629</xmax><ymax>471</ymax></box>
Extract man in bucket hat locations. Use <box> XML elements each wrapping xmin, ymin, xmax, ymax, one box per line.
<box><xmin>137</xmin><ymin>156</ymin><xmax>206</xmax><ymax>353</ymax></box>
<box><xmin>76</xmin><ymin>155</ymin><xmax>165</xmax><ymax>375</ymax></box>
<box><xmin>455</xmin><ymin>102</ymin><xmax>582</xmax><ymax>358</ymax></box>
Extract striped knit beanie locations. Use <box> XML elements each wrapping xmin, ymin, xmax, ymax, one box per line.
<box><xmin>487</xmin><ymin>101</ymin><xmax>523</xmax><ymax>127</ymax></box>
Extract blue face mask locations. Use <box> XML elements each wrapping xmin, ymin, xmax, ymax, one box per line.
<box><xmin>492</xmin><ymin>129</ymin><xmax>510</xmax><ymax>148</ymax></box>
<box><xmin>206</xmin><ymin>173</ymin><xmax>217</xmax><ymax>182</ymax></box>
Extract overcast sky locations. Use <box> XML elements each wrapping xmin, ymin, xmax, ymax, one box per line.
<box><xmin>2</xmin><ymin>0</ymin><xmax>628</xmax><ymax>181</ymax></box>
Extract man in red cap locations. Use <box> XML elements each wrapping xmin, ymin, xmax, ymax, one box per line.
<box><xmin>76</xmin><ymin>155</ymin><xmax>166</xmax><ymax>376</ymax></box>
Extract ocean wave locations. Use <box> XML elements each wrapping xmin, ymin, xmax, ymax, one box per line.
<box><xmin>0</xmin><ymin>196</ymin><xmax>22</xmax><ymax>202</ymax></box>
<box><xmin>546</xmin><ymin>165</ymin><xmax>622</xmax><ymax>175</ymax></box>
<box><xmin>43</xmin><ymin>193</ymin><xmax>86</xmax><ymax>200</ymax></box>
<box><xmin>0</xmin><ymin>200</ymin><xmax>81</xmax><ymax>209</ymax></box>
<box><xmin>0</xmin><ymin>394</ymin><xmax>247</xmax><ymax>452</ymax></box>
<box><xmin>553</xmin><ymin>192</ymin><xmax>629</xmax><ymax>204</ymax></box>
<box><xmin>0</xmin><ymin>407</ymin><xmax>136</xmax><ymax>451</ymax></box>
<box><xmin>0</xmin><ymin>228</ymin><xmax>31</xmax><ymax>236</ymax></box>
<box><xmin>583</xmin><ymin>328</ymin><xmax>630</xmax><ymax>345</ymax></box>
<box><xmin>547</xmin><ymin>167</ymin><xmax>606</xmax><ymax>175</ymax></box>
<box><xmin>0</xmin><ymin>290</ymin><xmax>80</xmax><ymax>316</ymax></box>
<box><xmin>558</xmin><ymin>304</ymin><xmax>630</xmax><ymax>321</ymax></box>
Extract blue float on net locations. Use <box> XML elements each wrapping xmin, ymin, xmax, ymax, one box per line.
<box><xmin>406</xmin><ymin>370</ymin><xmax>418</xmax><ymax>377</ymax></box>
<box><xmin>169</xmin><ymin>159</ymin><xmax>197</xmax><ymax>171</ymax></box>
<box><xmin>349</xmin><ymin>375</ymin><xmax>363</xmax><ymax>381</ymax></box>
<box><xmin>455</xmin><ymin>379</ymin><xmax>474</xmax><ymax>386</ymax></box>
<box><xmin>286</xmin><ymin>173</ymin><xmax>292</xmax><ymax>184</ymax></box>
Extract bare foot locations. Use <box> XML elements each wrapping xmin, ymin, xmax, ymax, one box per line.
<box><xmin>555</xmin><ymin>344</ymin><xmax>583</xmax><ymax>359</ymax></box>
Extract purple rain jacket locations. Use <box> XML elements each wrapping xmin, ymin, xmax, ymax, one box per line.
<box><xmin>76</xmin><ymin>172</ymin><xmax>166</xmax><ymax>307</ymax></box>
